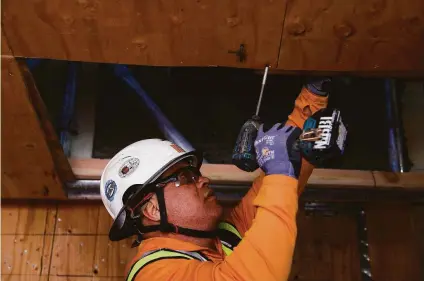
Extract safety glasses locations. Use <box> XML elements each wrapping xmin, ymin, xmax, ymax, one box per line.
<box><xmin>154</xmin><ymin>165</ymin><xmax>202</xmax><ymax>188</ymax></box>
<box><xmin>122</xmin><ymin>165</ymin><xmax>202</xmax><ymax>220</ymax></box>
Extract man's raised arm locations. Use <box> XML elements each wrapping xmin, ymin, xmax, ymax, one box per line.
<box><xmin>225</xmin><ymin>80</ymin><xmax>329</xmax><ymax>233</ymax></box>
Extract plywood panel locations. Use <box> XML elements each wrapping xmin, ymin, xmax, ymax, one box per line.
<box><xmin>18</xmin><ymin>61</ymin><xmax>76</xmax><ymax>183</ymax></box>
<box><xmin>48</xmin><ymin>278</ymin><xmax>92</xmax><ymax>281</ymax></box>
<box><xmin>1</xmin><ymin>235</ymin><xmax>53</xmax><ymax>275</ymax></box>
<box><xmin>49</xmin><ymin>235</ymin><xmax>97</xmax><ymax>276</ymax></box>
<box><xmin>1</xmin><ymin>276</ymin><xmax>47</xmax><ymax>281</ymax></box>
<box><xmin>278</xmin><ymin>0</ymin><xmax>424</xmax><ymax>73</ymax></box>
<box><xmin>2</xmin><ymin>0</ymin><xmax>287</xmax><ymax>68</ymax></box>
<box><xmin>1</xmin><ymin>53</ymin><xmax>67</xmax><ymax>199</ymax></box>
<box><xmin>1</xmin><ymin>202</ymin><xmax>52</xmax><ymax>235</ymax></box>
<box><xmin>55</xmin><ymin>202</ymin><xmax>101</xmax><ymax>235</ymax></box>
<box><xmin>366</xmin><ymin>203</ymin><xmax>424</xmax><ymax>281</ymax></box>
<box><xmin>46</xmin><ymin>277</ymin><xmax>122</xmax><ymax>281</ymax></box>
<box><xmin>289</xmin><ymin>210</ymin><xmax>361</xmax><ymax>281</ymax></box>
<box><xmin>0</xmin><ymin>202</ymin><xmax>137</xmax><ymax>280</ymax></box>
<box><xmin>93</xmin><ymin>236</ymin><xmax>137</xmax><ymax>277</ymax></box>
<box><xmin>97</xmin><ymin>206</ymin><xmax>114</xmax><ymax>236</ymax></box>
<box><xmin>2</xmin><ymin>30</ymin><xmax>13</xmax><ymax>56</ymax></box>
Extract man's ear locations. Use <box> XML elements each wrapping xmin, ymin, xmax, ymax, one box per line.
<box><xmin>142</xmin><ymin>194</ymin><xmax>160</xmax><ymax>222</ymax></box>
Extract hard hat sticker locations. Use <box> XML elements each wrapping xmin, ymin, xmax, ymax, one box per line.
<box><xmin>118</xmin><ymin>157</ymin><xmax>140</xmax><ymax>178</ymax></box>
<box><xmin>105</xmin><ymin>180</ymin><xmax>117</xmax><ymax>201</ymax></box>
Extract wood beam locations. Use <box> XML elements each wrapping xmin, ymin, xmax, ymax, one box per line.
<box><xmin>1</xmin><ymin>35</ymin><xmax>74</xmax><ymax>199</ymax></box>
<box><xmin>2</xmin><ymin>0</ymin><xmax>423</xmax><ymax>75</ymax></box>
<box><xmin>1</xmin><ymin>0</ymin><xmax>286</xmax><ymax>69</ymax></box>
<box><xmin>277</xmin><ymin>0</ymin><xmax>424</xmax><ymax>74</ymax></box>
<box><xmin>366</xmin><ymin>203</ymin><xmax>424</xmax><ymax>281</ymax></box>
<box><xmin>68</xmin><ymin>158</ymin><xmax>424</xmax><ymax>190</ymax></box>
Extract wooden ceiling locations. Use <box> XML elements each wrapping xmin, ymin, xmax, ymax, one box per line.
<box><xmin>2</xmin><ymin>0</ymin><xmax>424</xmax><ymax>74</ymax></box>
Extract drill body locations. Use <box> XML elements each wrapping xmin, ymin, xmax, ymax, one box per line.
<box><xmin>232</xmin><ymin>115</ymin><xmax>261</xmax><ymax>172</ymax></box>
<box><xmin>232</xmin><ymin>108</ymin><xmax>347</xmax><ymax>172</ymax></box>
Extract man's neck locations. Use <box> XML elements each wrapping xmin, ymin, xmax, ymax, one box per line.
<box><xmin>143</xmin><ymin>232</ymin><xmax>218</xmax><ymax>251</ymax></box>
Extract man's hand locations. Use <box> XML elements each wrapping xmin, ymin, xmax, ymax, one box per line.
<box><xmin>254</xmin><ymin>124</ymin><xmax>302</xmax><ymax>178</ymax></box>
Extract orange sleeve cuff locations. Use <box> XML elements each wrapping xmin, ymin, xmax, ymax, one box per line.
<box><xmin>286</xmin><ymin>87</ymin><xmax>329</xmax><ymax>129</ymax></box>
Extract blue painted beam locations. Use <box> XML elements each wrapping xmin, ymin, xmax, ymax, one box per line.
<box><xmin>385</xmin><ymin>79</ymin><xmax>404</xmax><ymax>172</ymax></box>
<box><xmin>26</xmin><ymin>58</ymin><xmax>43</xmax><ymax>70</ymax></box>
<box><xmin>113</xmin><ymin>65</ymin><xmax>203</xmax><ymax>160</ymax></box>
<box><xmin>59</xmin><ymin>62</ymin><xmax>78</xmax><ymax>156</ymax></box>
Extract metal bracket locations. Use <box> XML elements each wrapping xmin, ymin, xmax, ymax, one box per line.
<box><xmin>228</xmin><ymin>44</ymin><xmax>247</xmax><ymax>63</ymax></box>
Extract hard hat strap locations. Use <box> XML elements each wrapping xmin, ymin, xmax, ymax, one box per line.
<box><xmin>132</xmin><ymin>187</ymin><xmax>216</xmax><ymax>247</ymax></box>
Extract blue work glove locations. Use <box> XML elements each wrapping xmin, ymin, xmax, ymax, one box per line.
<box><xmin>254</xmin><ymin>124</ymin><xmax>302</xmax><ymax>179</ymax></box>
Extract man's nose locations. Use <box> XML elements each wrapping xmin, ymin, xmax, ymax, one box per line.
<box><xmin>195</xmin><ymin>176</ymin><xmax>210</xmax><ymax>189</ymax></box>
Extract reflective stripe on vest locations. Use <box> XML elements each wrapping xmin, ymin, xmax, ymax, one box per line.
<box><xmin>217</xmin><ymin>221</ymin><xmax>242</xmax><ymax>255</ymax></box>
<box><xmin>126</xmin><ymin>249</ymin><xmax>205</xmax><ymax>281</ymax></box>
<box><xmin>126</xmin><ymin>222</ymin><xmax>242</xmax><ymax>281</ymax></box>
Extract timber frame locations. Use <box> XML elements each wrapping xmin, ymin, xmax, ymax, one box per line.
<box><xmin>68</xmin><ymin>158</ymin><xmax>424</xmax><ymax>203</ymax></box>
<box><xmin>2</xmin><ymin>0</ymin><xmax>424</xmax><ymax>75</ymax></box>
<box><xmin>2</xmin><ymin>53</ymin><xmax>424</xmax><ymax>201</ymax></box>
<box><xmin>2</xmin><ymin>0</ymin><xmax>424</xmax><ymax>200</ymax></box>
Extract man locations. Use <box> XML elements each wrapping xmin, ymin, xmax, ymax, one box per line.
<box><xmin>100</xmin><ymin>79</ymin><xmax>329</xmax><ymax>281</ymax></box>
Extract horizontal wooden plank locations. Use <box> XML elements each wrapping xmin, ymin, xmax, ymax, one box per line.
<box><xmin>69</xmin><ymin>158</ymin><xmax>379</xmax><ymax>189</ymax></box>
<box><xmin>69</xmin><ymin>159</ymin><xmax>110</xmax><ymax>181</ymax></box>
<box><xmin>69</xmin><ymin>158</ymin><xmax>424</xmax><ymax>190</ymax></box>
<box><xmin>372</xmin><ymin>171</ymin><xmax>424</xmax><ymax>189</ymax></box>
<box><xmin>2</xmin><ymin>0</ymin><xmax>286</xmax><ymax>69</ymax></box>
<box><xmin>69</xmin><ymin>158</ymin><xmax>376</xmax><ymax>188</ymax></box>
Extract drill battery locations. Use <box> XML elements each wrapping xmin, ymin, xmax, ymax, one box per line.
<box><xmin>298</xmin><ymin>108</ymin><xmax>347</xmax><ymax>167</ymax></box>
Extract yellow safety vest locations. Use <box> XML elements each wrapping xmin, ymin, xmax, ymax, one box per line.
<box><xmin>126</xmin><ymin>221</ymin><xmax>242</xmax><ymax>281</ymax></box>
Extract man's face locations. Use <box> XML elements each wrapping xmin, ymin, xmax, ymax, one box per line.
<box><xmin>161</xmin><ymin>161</ymin><xmax>223</xmax><ymax>231</ymax></box>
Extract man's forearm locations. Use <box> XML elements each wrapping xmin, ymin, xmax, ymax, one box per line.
<box><xmin>285</xmin><ymin>85</ymin><xmax>329</xmax><ymax>194</ymax></box>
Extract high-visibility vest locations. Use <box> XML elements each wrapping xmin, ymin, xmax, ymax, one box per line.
<box><xmin>126</xmin><ymin>221</ymin><xmax>242</xmax><ymax>281</ymax></box>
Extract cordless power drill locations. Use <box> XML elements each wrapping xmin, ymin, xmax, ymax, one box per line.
<box><xmin>232</xmin><ymin>72</ymin><xmax>348</xmax><ymax>172</ymax></box>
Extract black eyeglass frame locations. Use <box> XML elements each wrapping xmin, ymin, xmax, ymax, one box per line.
<box><xmin>153</xmin><ymin>165</ymin><xmax>202</xmax><ymax>188</ymax></box>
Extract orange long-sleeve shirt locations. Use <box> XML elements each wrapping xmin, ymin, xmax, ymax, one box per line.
<box><xmin>127</xmin><ymin>87</ymin><xmax>328</xmax><ymax>281</ymax></box>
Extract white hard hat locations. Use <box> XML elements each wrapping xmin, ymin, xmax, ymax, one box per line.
<box><xmin>100</xmin><ymin>138</ymin><xmax>202</xmax><ymax>240</ymax></box>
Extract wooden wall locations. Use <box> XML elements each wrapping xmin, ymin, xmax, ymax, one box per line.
<box><xmin>1</xmin><ymin>201</ymin><xmax>137</xmax><ymax>281</ymax></box>
<box><xmin>2</xmin><ymin>201</ymin><xmax>423</xmax><ymax>281</ymax></box>
<box><xmin>2</xmin><ymin>0</ymin><xmax>424</xmax><ymax>74</ymax></box>
<box><xmin>1</xmin><ymin>34</ymin><xmax>74</xmax><ymax>199</ymax></box>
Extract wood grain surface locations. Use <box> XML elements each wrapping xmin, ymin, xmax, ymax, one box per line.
<box><xmin>2</xmin><ymin>0</ymin><xmax>424</xmax><ymax>73</ymax></box>
<box><xmin>2</xmin><ymin>0</ymin><xmax>287</xmax><ymax>68</ymax></box>
<box><xmin>1</xmin><ymin>51</ymin><xmax>67</xmax><ymax>199</ymax></box>
<box><xmin>366</xmin><ymin>203</ymin><xmax>424</xmax><ymax>281</ymax></box>
<box><xmin>277</xmin><ymin>0</ymin><xmax>424</xmax><ymax>72</ymax></box>
<box><xmin>289</xmin><ymin>210</ymin><xmax>361</xmax><ymax>281</ymax></box>
<box><xmin>18</xmin><ymin>61</ymin><xmax>76</xmax><ymax>184</ymax></box>
<box><xmin>2</xmin><ymin>200</ymin><xmax>422</xmax><ymax>280</ymax></box>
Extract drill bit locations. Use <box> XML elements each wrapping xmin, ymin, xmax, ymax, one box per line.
<box><xmin>255</xmin><ymin>65</ymin><xmax>270</xmax><ymax>116</ymax></box>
